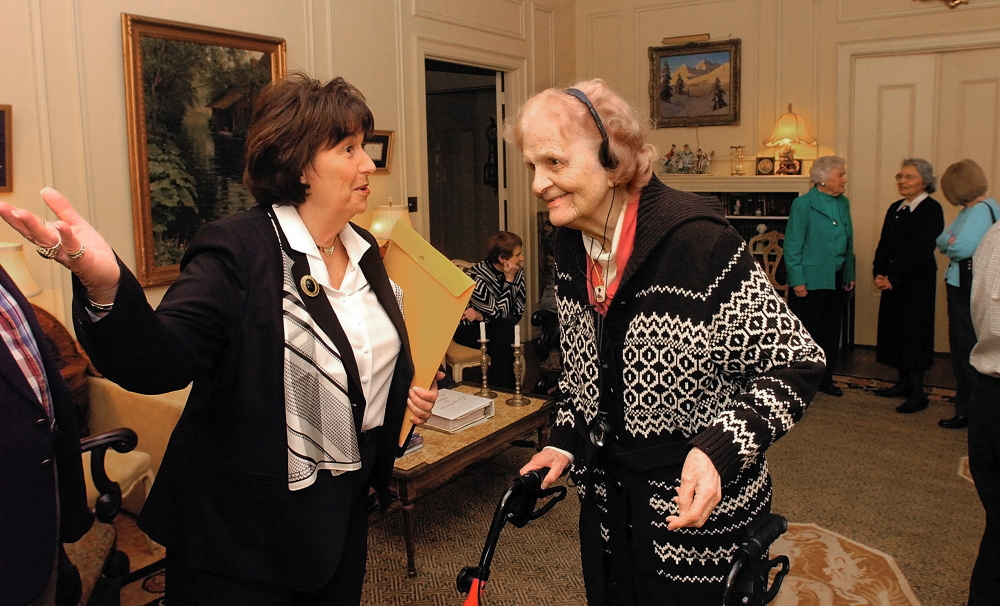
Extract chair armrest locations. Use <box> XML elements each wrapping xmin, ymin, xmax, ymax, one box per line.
<box><xmin>87</xmin><ymin>376</ymin><xmax>187</xmax><ymax>474</ymax></box>
<box><xmin>80</xmin><ymin>428</ymin><xmax>138</xmax><ymax>523</ymax></box>
<box><xmin>530</xmin><ymin>310</ymin><xmax>559</xmax><ymax>359</ymax></box>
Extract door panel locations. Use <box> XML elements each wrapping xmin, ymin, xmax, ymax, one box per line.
<box><xmin>850</xmin><ymin>54</ymin><xmax>936</xmax><ymax>348</ymax></box>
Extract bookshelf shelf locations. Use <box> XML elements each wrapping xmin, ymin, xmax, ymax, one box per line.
<box><xmin>659</xmin><ymin>173</ymin><xmax>812</xmax><ymax>242</ymax></box>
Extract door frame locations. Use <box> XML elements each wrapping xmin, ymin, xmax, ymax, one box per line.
<box><xmin>407</xmin><ymin>39</ymin><xmax>537</xmax><ymax>320</ymax></box>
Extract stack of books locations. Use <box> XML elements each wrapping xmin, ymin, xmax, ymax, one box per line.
<box><xmin>423</xmin><ymin>389</ymin><xmax>495</xmax><ymax>434</ymax></box>
<box><xmin>402</xmin><ymin>431</ymin><xmax>424</xmax><ymax>456</ymax></box>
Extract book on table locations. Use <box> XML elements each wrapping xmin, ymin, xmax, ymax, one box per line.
<box><xmin>423</xmin><ymin>389</ymin><xmax>496</xmax><ymax>434</ymax></box>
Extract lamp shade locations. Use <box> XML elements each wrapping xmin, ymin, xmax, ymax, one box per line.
<box><xmin>0</xmin><ymin>242</ymin><xmax>42</xmax><ymax>297</ymax></box>
<box><xmin>764</xmin><ymin>104</ymin><xmax>817</xmax><ymax>147</ymax></box>
<box><xmin>369</xmin><ymin>205</ymin><xmax>412</xmax><ymax>241</ymax></box>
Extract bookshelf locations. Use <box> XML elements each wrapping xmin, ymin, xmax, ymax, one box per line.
<box><xmin>658</xmin><ymin>174</ymin><xmax>811</xmax><ymax>243</ymax></box>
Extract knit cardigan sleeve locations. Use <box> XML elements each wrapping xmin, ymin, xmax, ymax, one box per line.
<box><xmin>688</xmin><ymin>228</ymin><xmax>826</xmax><ymax>482</ymax></box>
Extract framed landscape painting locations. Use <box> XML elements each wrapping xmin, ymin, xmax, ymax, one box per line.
<box><xmin>648</xmin><ymin>38</ymin><xmax>741</xmax><ymax>128</ymax></box>
<box><xmin>122</xmin><ymin>14</ymin><xmax>286</xmax><ymax>286</ymax></box>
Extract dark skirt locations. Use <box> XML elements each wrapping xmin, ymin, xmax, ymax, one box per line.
<box><xmin>875</xmin><ymin>271</ymin><xmax>937</xmax><ymax>371</ymax></box>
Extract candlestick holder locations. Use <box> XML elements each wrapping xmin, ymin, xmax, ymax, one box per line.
<box><xmin>505</xmin><ymin>344</ymin><xmax>529</xmax><ymax>406</ymax></box>
<box><xmin>476</xmin><ymin>339</ymin><xmax>497</xmax><ymax>399</ymax></box>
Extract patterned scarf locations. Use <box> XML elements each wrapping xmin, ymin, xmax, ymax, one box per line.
<box><xmin>270</xmin><ymin>215</ymin><xmax>362</xmax><ymax>491</ymax></box>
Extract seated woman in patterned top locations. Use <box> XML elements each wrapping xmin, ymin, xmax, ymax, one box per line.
<box><xmin>452</xmin><ymin>231</ymin><xmax>525</xmax><ymax>389</ymax></box>
<box><xmin>507</xmin><ymin>79</ymin><xmax>825</xmax><ymax>606</ymax></box>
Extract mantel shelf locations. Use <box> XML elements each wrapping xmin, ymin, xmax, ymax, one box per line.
<box><xmin>658</xmin><ymin>173</ymin><xmax>811</xmax><ymax>194</ymax></box>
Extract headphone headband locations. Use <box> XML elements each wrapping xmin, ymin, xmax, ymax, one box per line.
<box><xmin>563</xmin><ymin>88</ymin><xmax>619</xmax><ymax>170</ymax></box>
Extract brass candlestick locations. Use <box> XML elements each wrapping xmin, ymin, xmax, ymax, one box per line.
<box><xmin>476</xmin><ymin>339</ymin><xmax>497</xmax><ymax>398</ymax></box>
<box><xmin>506</xmin><ymin>344</ymin><xmax>529</xmax><ymax>406</ymax></box>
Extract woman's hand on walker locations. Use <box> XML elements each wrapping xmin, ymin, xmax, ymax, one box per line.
<box><xmin>519</xmin><ymin>448</ymin><xmax>570</xmax><ymax>489</ymax></box>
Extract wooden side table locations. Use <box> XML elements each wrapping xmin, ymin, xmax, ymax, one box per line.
<box><xmin>389</xmin><ymin>384</ymin><xmax>554</xmax><ymax>576</ymax></box>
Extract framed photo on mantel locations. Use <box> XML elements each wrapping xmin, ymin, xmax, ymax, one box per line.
<box><xmin>648</xmin><ymin>38</ymin><xmax>741</xmax><ymax>128</ymax></box>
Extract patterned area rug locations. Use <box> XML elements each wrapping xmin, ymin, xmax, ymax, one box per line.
<box><xmin>832</xmin><ymin>373</ymin><xmax>956</xmax><ymax>405</ymax></box>
<box><xmin>773</xmin><ymin>523</ymin><xmax>920</xmax><ymax>606</ymax></box>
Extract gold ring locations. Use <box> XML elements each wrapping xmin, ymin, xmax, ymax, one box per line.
<box><xmin>36</xmin><ymin>237</ymin><xmax>63</xmax><ymax>259</ymax></box>
<box><xmin>68</xmin><ymin>243</ymin><xmax>85</xmax><ymax>260</ymax></box>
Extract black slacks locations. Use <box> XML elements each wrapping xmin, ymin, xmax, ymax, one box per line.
<box><xmin>969</xmin><ymin>371</ymin><xmax>1000</xmax><ymax>606</ymax></box>
<box><xmin>788</xmin><ymin>281</ymin><xmax>845</xmax><ymax>388</ymax></box>
<box><xmin>164</xmin><ymin>437</ymin><xmax>377</xmax><ymax>606</ymax></box>
<box><xmin>947</xmin><ymin>284</ymin><xmax>978</xmax><ymax>416</ymax></box>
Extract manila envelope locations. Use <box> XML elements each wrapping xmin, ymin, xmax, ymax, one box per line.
<box><xmin>383</xmin><ymin>220</ymin><xmax>475</xmax><ymax>446</ymax></box>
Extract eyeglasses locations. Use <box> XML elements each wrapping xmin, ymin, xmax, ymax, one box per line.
<box><xmin>895</xmin><ymin>174</ymin><xmax>921</xmax><ymax>181</ymax></box>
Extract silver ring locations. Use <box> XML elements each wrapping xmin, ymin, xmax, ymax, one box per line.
<box><xmin>68</xmin><ymin>243</ymin><xmax>85</xmax><ymax>260</ymax></box>
<box><xmin>36</xmin><ymin>236</ymin><xmax>63</xmax><ymax>259</ymax></box>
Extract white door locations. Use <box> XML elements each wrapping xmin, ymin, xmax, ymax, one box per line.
<box><xmin>850</xmin><ymin>48</ymin><xmax>1000</xmax><ymax>351</ymax></box>
<box><xmin>850</xmin><ymin>53</ymin><xmax>937</xmax><ymax>348</ymax></box>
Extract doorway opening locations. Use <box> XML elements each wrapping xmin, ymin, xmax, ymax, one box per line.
<box><xmin>424</xmin><ymin>59</ymin><xmax>504</xmax><ymax>262</ymax></box>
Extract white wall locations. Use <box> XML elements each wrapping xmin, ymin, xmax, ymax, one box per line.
<box><xmin>574</xmin><ymin>0</ymin><xmax>1000</xmax><ymax>348</ymax></box>
<box><xmin>0</xmin><ymin>0</ymin><xmax>576</xmax><ymax>322</ymax></box>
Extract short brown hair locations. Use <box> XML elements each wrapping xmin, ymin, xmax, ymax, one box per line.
<box><xmin>940</xmin><ymin>159</ymin><xmax>989</xmax><ymax>207</ymax></box>
<box><xmin>486</xmin><ymin>231</ymin><xmax>523</xmax><ymax>264</ymax></box>
<box><xmin>243</xmin><ymin>72</ymin><xmax>374</xmax><ymax>206</ymax></box>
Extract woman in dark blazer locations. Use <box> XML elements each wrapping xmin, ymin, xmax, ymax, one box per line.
<box><xmin>0</xmin><ymin>74</ymin><xmax>440</xmax><ymax>605</ymax></box>
<box><xmin>872</xmin><ymin>158</ymin><xmax>944</xmax><ymax>414</ymax></box>
<box><xmin>784</xmin><ymin>155</ymin><xmax>856</xmax><ymax>396</ymax></box>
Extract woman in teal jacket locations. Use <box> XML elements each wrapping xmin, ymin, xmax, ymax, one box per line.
<box><xmin>784</xmin><ymin>156</ymin><xmax>856</xmax><ymax>396</ymax></box>
<box><xmin>936</xmin><ymin>159</ymin><xmax>1000</xmax><ymax>429</ymax></box>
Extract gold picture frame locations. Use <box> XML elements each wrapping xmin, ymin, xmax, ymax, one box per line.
<box><xmin>648</xmin><ymin>38</ymin><xmax>741</xmax><ymax>128</ymax></box>
<box><xmin>122</xmin><ymin>14</ymin><xmax>286</xmax><ymax>286</ymax></box>
<box><xmin>0</xmin><ymin>105</ymin><xmax>11</xmax><ymax>193</ymax></box>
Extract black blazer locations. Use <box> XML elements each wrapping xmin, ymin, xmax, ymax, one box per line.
<box><xmin>73</xmin><ymin>207</ymin><xmax>415</xmax><ymax>588</ymax></box>
<box><xmin>0</xmin><ymin>267</ymin><xmax>92</xmax><ymax>606</ymax></box>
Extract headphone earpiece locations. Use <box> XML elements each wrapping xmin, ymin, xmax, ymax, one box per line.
<box><xmin>564</xmin><ymin>88</ymin><xmax>619</xmax><ymax>171</ymax></box>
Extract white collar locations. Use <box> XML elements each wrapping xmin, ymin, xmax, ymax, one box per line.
<box><xmin>900</xmin><ymin>192</ymin><xmax>929</xmax><ymax>211</ymax></box>
<box><xmin>272</xmin><ymin>204</ymin><xmax>370</xmax><ymax>263</ymax></box>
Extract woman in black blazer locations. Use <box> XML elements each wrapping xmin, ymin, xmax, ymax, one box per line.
<box><xmin>0</xmin><ymin>74</ymin><xmax>440</xmax><ymax>605</ymax></box>
<box><xmin>872</xmin><ymin>158</ymin><xmax>944</xmax><ymax>414</ymax></box>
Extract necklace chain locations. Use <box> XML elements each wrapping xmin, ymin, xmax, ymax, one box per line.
<box><xmin>316</xmin><ymin>235</ymin><xmax>338</xmax><ymax>257</ymax></box>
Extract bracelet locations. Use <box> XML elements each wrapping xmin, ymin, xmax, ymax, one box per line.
<box><xmin>86</xmin><ymin>298</ymin><xmax>114</xmax><ymax>313</ymax></box>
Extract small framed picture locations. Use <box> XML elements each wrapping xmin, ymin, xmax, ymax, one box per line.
<box><xmin>755</xmin><ymin>156</ymin><xmax>775</xmax><ymax>176</ymax></box>
<box><xmin>363</xmin><ymin>130</ymin><xmax>393</xmax><ymax>174</ymax></box>
<box><xmin>0</xmin><ymin>105</ymin><xmax>11</xmax><ymax>193</ymax></box>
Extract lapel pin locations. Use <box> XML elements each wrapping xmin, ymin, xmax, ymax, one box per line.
<box><xmin>300</xmin><ymin>275</ymin><xmax>321</xmax><ymax>297</ymax></box>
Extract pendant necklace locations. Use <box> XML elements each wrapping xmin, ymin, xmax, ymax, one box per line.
<box><xmin>316</xmin><ymin>236</ymin><xmax>339</xmax><ymax>257</ymax></box>
<box><xmin>592</xmin><ymin>260</ymin><xmax>607</xmax><ymax>303</ymax></box>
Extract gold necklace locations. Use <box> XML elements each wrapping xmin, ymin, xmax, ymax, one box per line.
<box><xmin>316</xmin><ymin>235</ymin><xmax>339</xmax><ymax>257</ymax></box>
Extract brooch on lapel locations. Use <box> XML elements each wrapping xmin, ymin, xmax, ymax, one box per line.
<box><xmin>300</xmin><ymin>275</ymin><xmax>321</xmax><ymax>298</ymax></box>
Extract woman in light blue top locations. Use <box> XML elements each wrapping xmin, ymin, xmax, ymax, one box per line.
<box><xmin>936</xmin><ymin>159</ymin><xmax>1000</xmax><ymax>429</ymax></box>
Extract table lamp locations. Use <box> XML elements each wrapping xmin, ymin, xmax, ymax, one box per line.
<box><xmin>369</xmin><ymin>197</ymin><xmax>412</xmax><ymax>243</ymax></box>
<box><xmin>763</xmin><ymin>103</ymin><xmax>816</xmax><ymax>175</ymax></box>
<box><xmin>0</xmin><ymin>242</ymin><xmax>42</xmax><ymax>297</ymax></box>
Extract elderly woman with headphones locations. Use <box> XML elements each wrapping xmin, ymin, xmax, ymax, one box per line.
<box><xmin>507</xmin><ymin>79</ymin><xmax>825</xmax><ymax>606</ymax></box>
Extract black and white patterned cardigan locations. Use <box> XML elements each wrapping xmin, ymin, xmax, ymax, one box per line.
<box><xmin>548</xmin><ymin>175</ymin><xmax>825</xmax><ymax>588</ymax></box>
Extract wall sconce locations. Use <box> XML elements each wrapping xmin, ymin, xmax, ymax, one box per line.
<box><xmin>0</xmin><ymin>242</ymin><xmax>42</xmax><ymax>297</ymax></box>
<box><xmin>763</xmin><ymin>103</ymin><xmax>816</xmax><ymax>176</ymax></box>
<box><xmin>369</xmin><ymin>197</ymin><xmax>413</xmax><ymax>243</ymax></box>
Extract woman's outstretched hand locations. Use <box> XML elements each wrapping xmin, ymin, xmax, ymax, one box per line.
<box><xmin>0</xmin><ymin>188</ymin><xmax>121</xmax><ymax>302</ymax></box>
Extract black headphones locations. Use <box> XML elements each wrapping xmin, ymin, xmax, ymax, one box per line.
<box><xmin>564</xmin><ymin>88</ymin><xmax>619</xmax><ymax>170</ymax></box>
